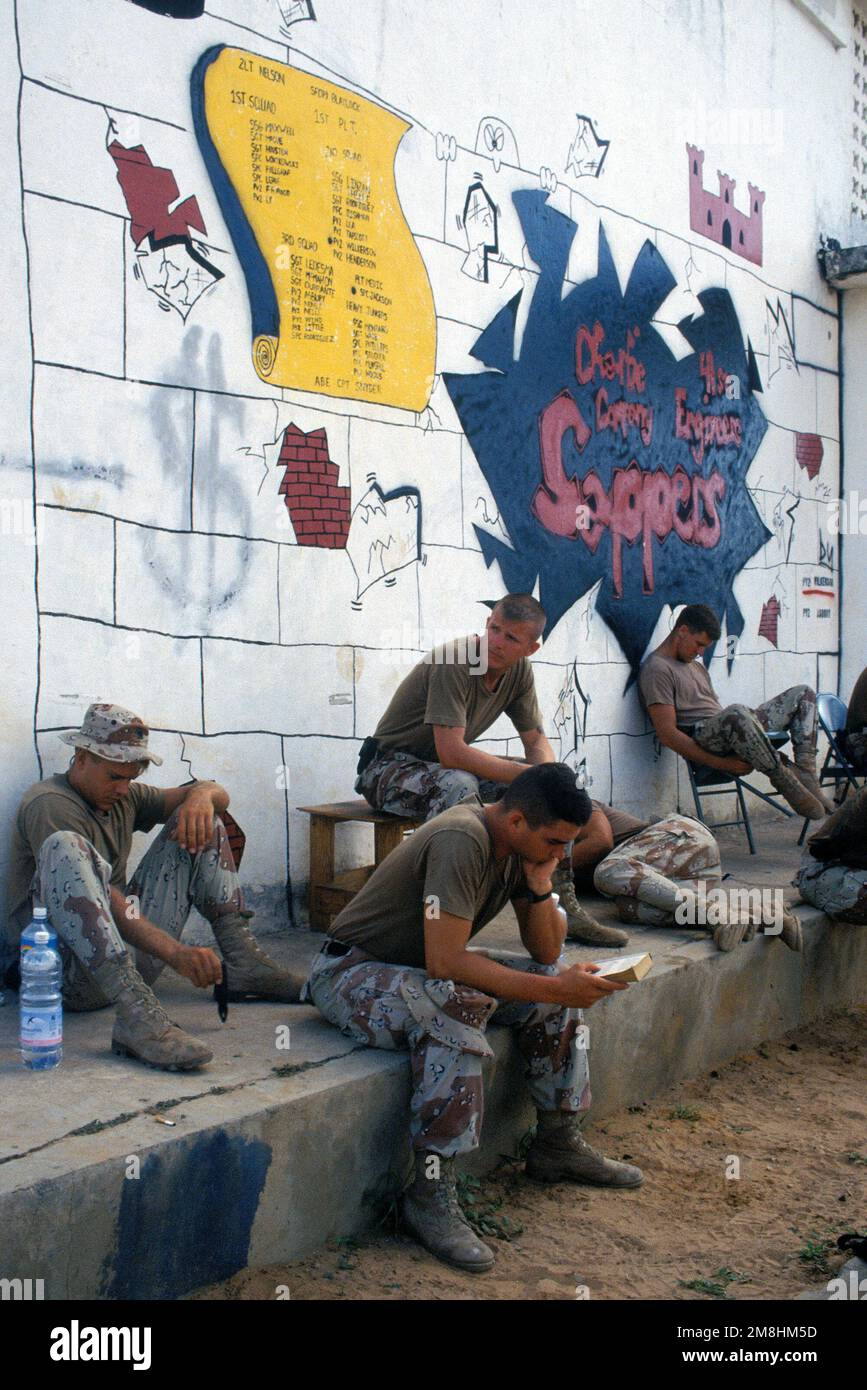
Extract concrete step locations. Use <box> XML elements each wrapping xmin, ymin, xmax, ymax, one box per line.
<box><xmin>1</xmin><ymin>827</ymin><xmax>865</xmax><ymax>1299</ymax></box>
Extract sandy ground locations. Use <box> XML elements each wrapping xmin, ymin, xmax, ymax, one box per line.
<box><xmin>191</xmin><ymin>1006</ymin><xmax>866</xmax><ymax>1302</ymax></box>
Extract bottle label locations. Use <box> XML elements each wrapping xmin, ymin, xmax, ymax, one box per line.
<box><xmin>21</xmin><ymin>1006</ymin><xmax>62</xmax><ymax>1047</ymax></box>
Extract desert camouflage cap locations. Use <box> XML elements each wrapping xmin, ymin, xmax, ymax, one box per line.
<box><xmin>58</xmin><ymin>702</ymin><xmax>163</xmax><ymax>766</ymax></box>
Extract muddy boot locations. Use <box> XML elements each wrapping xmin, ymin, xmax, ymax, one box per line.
<box><xmin>94</xmin><ymin>954</ymin><xmax>213</xmax><ymax>1071</ymax></box>
<box><xmin>792</xmin><ymin>764</ymin><xmax>835</xmax><ymax>815</ymax></box>
<box><xmin>210</xmin><ymin>911</ymin><xmax>306</xmax><ymax>1002</ymax></box>
<box><xmin>775</xmin><ymin>908</ymin><xmax>803</xmax><ymax>953</ymax></box>
<box><xmin>552</xmin><ymin>865</ymin><xmax>629</xmax><ymax>947</ymax></box>
<box><xmin>712</xmin><ymin>920</ymin><xmax>749</xmax><ymax>952</ymax></box>
<box><xmin>525</xmin><ymin>1111</ymin><xmax>644</xmax><ymax>1187</ymax></box>
<box><xmin>401</xmin><ymin>1152</ymin><xmax>495</xmax><ymax>1273</ymax></box>
<box><xmin>767</xmin><ymin>752</ymin><xmax>825</xmax><ymax>818</ymax></box>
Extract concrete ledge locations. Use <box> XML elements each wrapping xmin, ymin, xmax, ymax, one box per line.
<box><xmin>1</xmin><ymin>829</ymin><xmax>865</xmax><ymax>1299</ymax></box>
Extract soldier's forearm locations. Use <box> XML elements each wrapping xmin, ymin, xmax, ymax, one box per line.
<box><xmin>110</xmin><ymin>886</ymin><xmax>178</xmax><ymax>965</ymax></box>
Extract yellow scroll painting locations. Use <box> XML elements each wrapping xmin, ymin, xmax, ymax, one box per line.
<box><xmin>193</xmin><ymin>46</ymin><xmax>435</xmax><ymax>410</ymax></box>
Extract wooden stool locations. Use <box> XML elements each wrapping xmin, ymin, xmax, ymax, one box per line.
<box><xmin>298</xmin><ymin>799</ymin><xmax>422</xmax><ymax>931</ymax></box>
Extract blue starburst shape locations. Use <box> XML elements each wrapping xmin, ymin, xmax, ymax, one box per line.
<box><xmin>444</xmin><ymin>190</ymin><xmax>771</xmax><ymax>679</ymax></box>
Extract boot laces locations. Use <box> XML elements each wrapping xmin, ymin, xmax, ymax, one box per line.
<box><xmin>121</xmin><ymin>970</ymin><xmax>172</xmax><ymax>1029</ymax></box>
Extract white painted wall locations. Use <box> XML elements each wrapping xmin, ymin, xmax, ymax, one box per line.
<box><xmin>838</xmin><ymin>288</ymin><xmax>867</xmax><ymax>701</ymax></box>
<box><xmin>0</xmin><ymin>0</ymin><xmax>856</xmax><ymax>929</ymax></box>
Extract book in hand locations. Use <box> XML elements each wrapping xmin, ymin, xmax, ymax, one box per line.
<box><xmin>593</xmin><ymin>952</ymin><xmax>653</xmax><ymax>984</ymax></box>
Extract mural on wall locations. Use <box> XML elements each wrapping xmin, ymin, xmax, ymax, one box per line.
<box><xmin>474</xmin><ymin>116</ymin><xmax>520</xmax><ymax>173</ymax></box>
<box><xmin>565</xmin><ymin>115</ymin><xmax>610</xmax><ymax>180</ymax></box>
<box><xmin>687</xmin><ymin>145</ymin><xmax>764</xmax><ymax>266</ymax></box>
<box><xmin>795</xmin><ymin>432</ymin><xmax>824</xmax><ymax>480</ymax></box>
<box><xmin>758</xmin><ymin>594</ymin><xmax>781</xmax><ymax>647</ymax></box>
<box><xmin>346</xmin><ymin>481</ymin><xmax>422</xmax><ymax>606</ymax></box>
<box><xmin>773</xmin><ymin>487</ymin><xmax>802</xmax><ymax>563</ymax></box>
<box><xmin>552</xmin><ymin>659</ymin><xmax>591</xmax><ymax>770</ymax></box>
<box><xmin>458</xmin><ymin>178</ymin><xmax>499</xmax><ymax>282</ymax></box>
<box><xmin>277</xmin><ymin>423</ymin><xmax>350</xmax><ymax>547</ymax></box>
<box><xmin>276</xmin><ymin>0</ymin><xmax>317</xmax><ymax>30</ymax></box>
<box><xmin>765</xmin><ymin>297</ymin><xmax>797</xmax><ymax>380</ymax></box>
<box><xmin>107</xmin><ymin>115</ymin><xmax>225</xmax><ymax>320</ymax></box>
<box><xmin>130</xmin><ymin>0</ymin><xmax>205</xmax><ymax>15</ymax></box>
<box><xmin>191</xmin><ymin>47</ymin><xmax>436</xmax><ymax>409</ymax></box>
<box><xmin>444</xmin><ymin>190</ymin><xmax>771</xmax><ymax>677</ymax></box>
<box><xmin>746</xmin><ymin>338</ymin><xmax>763</xmax><ymax>392</ymax></box>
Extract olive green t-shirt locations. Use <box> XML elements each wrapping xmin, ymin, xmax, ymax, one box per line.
<box><xmin>6</xmin><ymin>774</ymin><xmax>167</xmax><ymax>940</ymax></box>
<box><xmin>330</xmin><ymin>799</ymin><xmax>526</xmax><ymax>967</ymax></box>
<box><xmin>639</xmin><ymin>650</ymin><xmax>722</xmax><ymax>727</ymax></box>
<box><xmin>373</xmin><ymin>638</ymin><xmax>544</xmax><ymax>761</ymax></box>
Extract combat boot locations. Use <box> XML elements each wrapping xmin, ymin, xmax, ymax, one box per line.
<box><xmin>525</xmin><ymin>1110</ymin><xmax>644</xmax><ymax>1187</ymax></box>
<box><xmin>767</xmin><ymin>753</ymin><xmax>825</xmax><ymax>818</ymax></box>
<box><xmin>401</xmin><ymin>1152</ymin><xmax>495</xmax><ymax>1273</ymax></box>
<box><xmin>92</xmin><ymin>953</ymin><xmax>213</xmax><ymax>1071</ymax></box>
<box><xmin>210</xmin><ymin>910</ymin><xmax>306</xmax><ymax>1002</ymax></box>
<box><xmin>791</xmin><ymin>764</ymin><xmax>835</xmax><ymax>815</ymax></box>
<box><xmin>551</xmin><ymin>864</ymin><xmax>629</xmax><ymax>947</ymax></box>
<box><xmin>777</xmin><ymin>908</ymin><xmax>803</xmax><ymax>953</ymax></box>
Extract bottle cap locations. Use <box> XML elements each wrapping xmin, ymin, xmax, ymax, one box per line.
<box><xmin>33</xmin><ymin>906</ymin><xmax>48</xmax><ymax>919</ymax></box>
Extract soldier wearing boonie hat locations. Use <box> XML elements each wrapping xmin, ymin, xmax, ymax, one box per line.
<box><xmin>57</xmin><ymin>702</ymin><xmax>164</xmax><ymax>765</ymax></box>
<box><xmin>6</xmin><ymin>701</ymin><xmax>305</xmax><ymax>1072</ymax></box>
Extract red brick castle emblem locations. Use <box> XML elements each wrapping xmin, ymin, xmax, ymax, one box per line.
<box><xmin>687</xmin><ymin>145</ymin><xmax>764</xmax><ymax>266</ymax></box>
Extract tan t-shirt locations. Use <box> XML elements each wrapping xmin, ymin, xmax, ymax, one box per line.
<box><xmin>330</xmin><ymin>799</ymin><xmax>526</xmax><ymax>967</ymax></box>
<box><xmin>639</xmin><ymin>650</ymin><xmax>722</xmax><ymax>727</ymax></box>
<box><xmin>6</xmin><ymin>774</ymin><xmax>167</xmax><ymax>940</ymax></box>
<box><xmin>373</xmin><ymin>638</ymin><xmax>543</xmax><ymax>761</ymax></box>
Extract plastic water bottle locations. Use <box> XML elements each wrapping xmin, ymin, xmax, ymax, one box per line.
<box><xmin>20</xmin><ymin>904</ymin><xmax>58</xmax><ymax>960</ymax></box>
<box><xmin>20</xmin><ymin>909</ymin><xmax>63</xmax><ymax>1071</ymax></box>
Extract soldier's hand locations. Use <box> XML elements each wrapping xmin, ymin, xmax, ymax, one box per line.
<box><xmin>720</xmin><ymin>756</ymin><xmax>752</xmax><ymax>776</ymax></box>
<box><xmin>171</xmin><ymin>944</ymin><xmax>223</xmax><ymax>988</ymax></box>
<box><xmin>522</xmin><ymin>855</ymin><xmax>560</xmax><ymax>896</ymax></box>
<box><xmin>172</xmin><ymin>792</ymin><xmax>216</xmax><ymax>855</ymax></box>
<box><xmin>554</xmin><ymin>962</ymin><xmax>626</xmax><ymax>1008</ymax></box>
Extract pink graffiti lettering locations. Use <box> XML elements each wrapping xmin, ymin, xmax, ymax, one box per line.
<box><xmin>575</xmin><ymin>322</ymin><xmax>646</xmax><ymax>393</ymax></box>
<box><xmin>595</xmin><ymin>387</ymin><xmax>654</xmax><ymax>447</ymax></box>
<box><xmin>532</xmin><ymin>404</ymin><xmax>726</xmax><ymax>596</ymax></box>
<box><xmin>674</xmin><ymin>387</ymin><xmax>742</xmax><ymax>466</ymax></box>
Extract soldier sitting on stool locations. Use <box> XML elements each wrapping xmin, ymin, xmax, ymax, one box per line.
<box><xmin>355</xmin><ymin>592</ymin><xmax>625</xmax><ymax>947</ymax></box>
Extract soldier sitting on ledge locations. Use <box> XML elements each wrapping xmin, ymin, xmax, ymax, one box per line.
<box><xmin>6</xmin><ymin>703</ymin><xmax>305</xmax><ymax>1072</ymax></box>
<box><xmin>305</xmin><ymin>762</ymin><xmax>643</xmax><ymax>1275</ymax></box>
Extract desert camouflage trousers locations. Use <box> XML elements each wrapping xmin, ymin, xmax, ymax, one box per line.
<box><xmin>594</xmin><ymin>815</ymin><xmax>721</xmax><ymax>925</ymax></box>
<box><xmin>307</xmin><ymin>944</ymin><xmax>590</xmax><ymax>1157</ymax></box>
<box><xmin>795</xmin><ymin>854</ymin><xmax>867</xmax><ymax>924</ymax></box>
<box><xmin>33</xmin><ymin>809</ymin><xmax>244</xmax><ymax>1011</ymax></box>
<box><xmin>691</xmin><ymin>685</ymin><xmax>818</xmax><ymax>773</ymax></box>
<box><xmin>357</xmin><ymin>747</ymin><xmax>509</xmax><ymax>821</ymax></box>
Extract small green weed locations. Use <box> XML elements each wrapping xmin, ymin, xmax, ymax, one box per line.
<box><xmin>678</xmin><ymin>1267</ymin><xmax>751</xmax><ymax>1299</ymax></box>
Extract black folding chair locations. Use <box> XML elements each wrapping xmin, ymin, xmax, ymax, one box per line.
<box><xmin>684</xmin><ymin>729</ymin><xmax>792</xmax><ymax>856</ymax></box>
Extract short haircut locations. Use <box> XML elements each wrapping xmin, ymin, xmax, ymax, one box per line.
<box><xmin>675</xmin><ymin>603</ymin><xmax>721</xmax><ymax>642</ymax></box>
<box><xmin>501</xmin><ymin>763</ymin><xmax>592</xmax><ymax>830</ymax></box>
<box><xmin>493</xmin><ymin>593</ymin><xmax>547</xmax><ymax>636</ymax></box>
